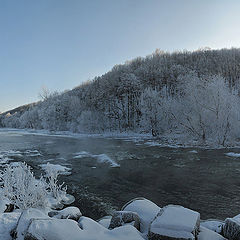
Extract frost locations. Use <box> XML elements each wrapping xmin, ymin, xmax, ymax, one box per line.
<box><xmin>0</xmin><ymin>162</ymin><xmax>47</xmax><ymax>209</ymax></box>
<box><xmin>0</xmin><ymin>162</ymin><xmax>70</xmax><ymax>210</ymax></box>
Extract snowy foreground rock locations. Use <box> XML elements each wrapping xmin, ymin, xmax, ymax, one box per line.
<box><xmin>48</xmin><ymin>207</ymin><xmax>82</xmax><ymax>221</ymax></box>
<box><xmin>0</xmin><ymin>197</ymin><xmax>239</xmax><ymax>239</ymax></box>
<box><xmin>148</xmin><ymin>205</ymin><xmax>200</xmax><ymax>240</ymax></box>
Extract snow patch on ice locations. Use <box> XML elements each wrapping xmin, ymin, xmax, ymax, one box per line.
<box><xmin>25</xmin><ymin>150</ymin><xmax>42</xmax><ymax>157</ymax></box>
<box><xmin>189</xmin><ymin>150</ymin><xmax>198</xmax><ymax>153</ymax></box>
<box><xmin>225</xmin><ymin>152</ymin><xmax>240</xmax><ymax>157</ymax></box>
<box><xmin>145</xmin><ymin>141</ymin><xmax>162</xmax><ymax>147</ymax></box>
<box><xmin>40</xmin><ymin>163</ymin><xmax>72</xmax><ymax>175</ymax></box>
<box><xmin>0</xmin><ymin>150</ymin><xmax>23</xmax><ymax>166</ymax></box>
<box><xmin>0</xmin><ymin>149</ymin><xmax>42</xmax><ymax>166</ymax></box>
<box><xmin>73</xmin><ymin>151</ymin><xmax>89</xmax><ymax>158</ymax></box>
<box><xmin>97</xmin><ymin>154</ymin><xmax>120</xmax><ymax>167</ymax></box>
<box><xmin>73</xmin><ymin>151</ymin><xmax>120</xmax><ymax>168</ymax></box>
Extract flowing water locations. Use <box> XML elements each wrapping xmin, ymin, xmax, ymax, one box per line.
<box><xmin>0</xmin><ymin>128</ymin><xmax>240</xmax><ymax>221</ymax></box>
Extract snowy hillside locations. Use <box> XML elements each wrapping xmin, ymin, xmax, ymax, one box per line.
<box><xmin>2</xmin><ymin>48</ymin><xmax>240</xmax><ymax>146</ymax></box>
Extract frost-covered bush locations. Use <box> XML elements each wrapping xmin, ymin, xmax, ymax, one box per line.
<box><xmin>0</xmin><ymin>162</ymin><xmax>69</xmax><ymax>210</ymax></box>
<box><xmin>0</xmin><ymin>162</ymin><xmax>47</xmax><ymax>209</ymax></box>
<box><xmin>43</xmin><ymin>162</ymin><xmax>67</xmax><ymax>202</ymax></box>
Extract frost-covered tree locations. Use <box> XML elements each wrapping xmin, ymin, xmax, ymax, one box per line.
<box><xmin>2</xmin><ymin>48</ymin><xmax>240</xmax><ymax>146</ymax></box>
<box><xmin>174</xmin><ymin>73</ymin><xmax>240</xmax><ymax>145</ymax></box>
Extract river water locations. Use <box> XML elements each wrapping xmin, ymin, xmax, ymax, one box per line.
<box><xmin>0</xmin><ymin>128</ymin><xmax>240</xmax><ymax>221</ymax></box>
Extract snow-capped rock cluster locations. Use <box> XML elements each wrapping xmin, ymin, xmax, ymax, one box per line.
<box><xmin>1</xmin><ymin>196</ymin><xmax>239</xmax><ymax>239</ymax></box>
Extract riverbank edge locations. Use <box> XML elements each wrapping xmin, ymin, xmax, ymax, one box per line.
<box><xmin>1</xmin><ymin>127</ymin><xmax>240</xmax><ymax>149</ymax></box>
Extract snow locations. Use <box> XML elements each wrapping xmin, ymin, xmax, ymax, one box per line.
<box><xmin>0</xmin><ymin>149</ymin><xmax>42</xmax><ymax>166</ymax></box>
<box><xmin>0</xmin><ymin>212</ymin><xmax>21</xmax><ymax>240</ymax></box>
<box><xmin>58</xmin><ymin>193</ymin><xmax>75</xmax><ymax>205</ymax></box>
<box><xmin>150</xmin><ymin>205</ymin><xmax>200</xmax><ymax>239</ymax></box>
<box><xmin>26</xmin><ymin>216</ymin><xmax>144</xmax><ymax>240</ymax></box>
<box><xmin>4</xmin><ymin>150</ymin><xmax>23</xmax><ymax>158</ymax></box>
<box><xmin>189</xmin><ymin>150</ymin><xmax>198</xmax><ymax>153</ymax></box>
<box><xmin>122</xmin><ymin>198</ymin><xmax>160</xmax><ymax>235</ymax></box>
<box><xmin>225</xmin><ymin>152</ymin><xmax>240</xmax><ymax>157</ymax></box>
<box><xmin>78</xmin><ymin>216</ymin><xmax>144</xmax><ymax>240</ymax></box>
<box><xmin>98</xmin><ymin>216</ymin><xmax>112</xmax><ymax>228</ymax></box>
<box><xmin>0</xmin><ymin>150</ymin><xmax>23</xmax><ymax>166</ymax></box>
<box><xmin>27</xmin><ymin>218</ymin><xmax>83</xmax><ymax>240</ymax></box>
<box><xmin>97</xmin><ymin>154</ymin><xmax>120</xmax><ymax>167</ymax></box>
<box><xmin>73</xmin><ymin>151</ymin><xmax>120</xmax><ymax>167</ymax></box>
<box><xmin>200</xmin><ymin>219</ymin><xmax>224</xmax><ymax>233</ymax></box>
<box><xmin>152</xmin><ymin>205</ymin><xmax>199</xmax><ymax>232</ymax></box>
<box><xmin>15</xmin><ymin>208</ymin><xmax>50</xmax><ymax>240</ymax></box>
<box><xmin>50</xmin><ymin>207</ymin><xmax>81</xmax><ymax>220</ymax></box>
<box><xmin>40</xmin><ymin>163</ymin><xmax>72</xmax><ymax>175</ymax></box>
<box><xmin>20</xmin><ymin>149</ymin><xmax>40</xmax><ymax>157</ymax></box>
<box><xmin>197</xmin><ymin>226</ymin><xmax>225</xmax><ymax>240</ymax></box>
<box><xmin>144</xmin><ymin>141</ymin><xmax>162</xmax><ymax>147</ymax></box>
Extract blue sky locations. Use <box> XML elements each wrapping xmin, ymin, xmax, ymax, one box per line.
<box><xmin>0</xmin><ymin>0</ymin><xmax>240</xmax><ymax>112</ymax></box>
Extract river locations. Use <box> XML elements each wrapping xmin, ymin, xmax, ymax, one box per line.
<box><xmin>0</xmin><ymin>128</ymin><xmax>240</xmax><ymax>221</ymax></box>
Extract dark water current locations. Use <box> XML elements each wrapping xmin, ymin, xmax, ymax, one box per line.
<box><xmin>0</xmin><ymin>129</ymin><xmax>240</xmax><ymax>220</ymax></box>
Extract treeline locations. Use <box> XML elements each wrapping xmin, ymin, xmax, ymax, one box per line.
<box><xmin>2</xmin><ymin>48</ymin><xmax>240</xmax><ymax>146</ymax></box>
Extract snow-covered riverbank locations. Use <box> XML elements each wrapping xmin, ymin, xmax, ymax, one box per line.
<box><xmin>1</xmin><ymin>195</ymin><xmax>236</xmax><ymax>240</ymax></box>
<box><xmin>2</xmin><ymin>127</ymin><xmax>240</xmax><ymax>149</ymax></box>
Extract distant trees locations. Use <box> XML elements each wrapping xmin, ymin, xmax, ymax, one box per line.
<box><xmin>172</xmin><ymin>74</ymin><xmax>240</xmax><ymax>145</ymax></box>
<box><xmin>2</xmin><ymin>48</ymin><xmax>240</xmax><ymax>146</ymax></box>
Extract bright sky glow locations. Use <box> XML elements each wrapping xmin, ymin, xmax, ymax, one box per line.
<box><xmin>1</xmin><ymin>0</ymin><xmax>240</xmax><ymax>112</ymax></box>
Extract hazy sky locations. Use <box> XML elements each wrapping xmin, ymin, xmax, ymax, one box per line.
<box><xmin>1</xmin><ymin>0</ymin><xmax>240</xmax><ymax>112</ymax></box>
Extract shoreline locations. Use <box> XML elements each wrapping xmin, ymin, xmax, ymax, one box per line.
<box><xmin>1</xmin><ymin>127</ymin><xmax>240</xmax><ymax>150</ymax></box>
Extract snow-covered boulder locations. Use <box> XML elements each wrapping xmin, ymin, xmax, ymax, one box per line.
<box><xmin>98</xmin><ymin>216</ymin><xmax>112</xmax><ymax>228</ymax></box>
<box><xmin>198</xmin><ymin>226</ymin><xmax>226</xmax><ymax>240</ymax></box>
<box><xmin>109</xmin><ymin>211</ymin><xmax>141</xmax><ymax>230</ymax></box>
<box><xmin>13</xmin><ymin>208</ymin><xmax>49</xmax><ymax>240</ymax></box>
<box><xmin>25</xmin><ymin>218</ymin><xmax>82</xmax><ymax>240</ymax></box>
<box><xmin>222</xmin><ymin>217</ymin><xmax>240</xmax><ymax>240</ymax></box>
<box><xmin>0</xmin><ymin>212</ymin><xmax>21</xmax><ymax>240</ymax></box>
<box><xmin>200</xmin><ymin>219</ymin><xmax>224</xmax><ymax>234</ymax></box>
<box><xmin>121</xmin><ymin>197</ymin><xmax>160</xmax><ymax>234</ymax></box>
<box><xmin>79</xmin><ymin>216</ymin><xmax>110</xmax><ymax>232</ymax></box>
<box><xmin>79</xmin><ymin>216</ymin><xmax>145</xmax><ymax>240</ymax></box>
<box><xmin>48</xmin><ymin>207</ymin><xmax>82</xmax><ymax>221</ymax></box>
<box><xmin>149</xmin><ymin>205</ymin><xmax>200</xmax><ymax>240</ymax></box>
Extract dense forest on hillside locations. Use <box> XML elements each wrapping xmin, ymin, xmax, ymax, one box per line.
<box><xmin>2</xmin><ymin>48</ymin><xmax>240</xmax><ymax>146</ymax></box>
